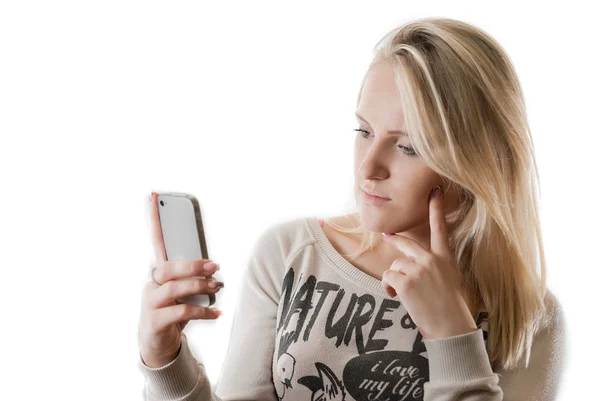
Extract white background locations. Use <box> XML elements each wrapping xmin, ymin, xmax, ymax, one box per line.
<box><xmin>1</xmin><ymin>1</ymin><xmax>597</xmax><ymax>400</ymax></box>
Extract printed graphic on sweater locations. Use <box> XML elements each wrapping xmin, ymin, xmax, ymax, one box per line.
<box><xmin>274</xmin><ymin>266</ymin><xmax>489</xmax><ymax>401</ymax></box>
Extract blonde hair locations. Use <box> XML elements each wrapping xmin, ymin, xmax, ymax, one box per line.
<box><xmin>325</xmin><ymin>17</ymin><xmax>549</xmax><ymax>371</ymax></box>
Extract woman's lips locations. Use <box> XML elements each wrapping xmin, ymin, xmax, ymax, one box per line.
<box><xmin>361</xmin><ymin>189</ymin><xmax>392</xmax><ymax>205</ymax></box>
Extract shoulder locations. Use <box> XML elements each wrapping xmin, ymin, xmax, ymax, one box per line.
<box><xmin>495</xmin><ymin>288</ymin><xmax>567</xmax><ymax>399</ymax></box>
<box><xmin>244</xmin><ymin>216</ymin><xmax>319</xmax><ymax>292</ymax></box>
<box><xmin>539</xmin><ymin>288</ymin><xmax>565</xmax><ymax>332</ymax></box>
<box><xmin>251</xmin><ymin>216</ymin><xmax>317</xmax><ymax>263</ymax></box>
<box><xmin>524</xmin><ymin>287</ymin><xmax>566</xmax><ymax>370</ymax></box>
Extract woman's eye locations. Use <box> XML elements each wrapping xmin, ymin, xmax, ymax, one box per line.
<box><xmin>354</xmin><ymin>128</ymin><xmax>371</xmax><ymax>139</ymax></box>
<box><xmin>353</xmin><ymin>128</ymin><xmax>417</xmax><ymax>157</ymax></box>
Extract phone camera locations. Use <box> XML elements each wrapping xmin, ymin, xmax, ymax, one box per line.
<box><xmin>160</xmin><ymin>200</ymin><xmax>164</xmax><ymax>207</ymax></box>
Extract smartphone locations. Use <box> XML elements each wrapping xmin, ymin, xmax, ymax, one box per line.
<box><xmin>155</xmin><ymin>192</ymin><xmax>216</xmax><ymax>307</ymax></box>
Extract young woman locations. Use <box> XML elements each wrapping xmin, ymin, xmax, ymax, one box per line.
<box><xmin>138</xmin><ymin>17</ymin><xmax>565</xmax><ymax>401</ymax></box>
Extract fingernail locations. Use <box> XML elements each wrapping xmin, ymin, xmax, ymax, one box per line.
<box><xmin>206</xmin><ymin>262</ymin><xmax>220</xmax><ymax>270</ymax></box>
<box><xmin>209</xmin><ymin>280</ymin><xmax>224</xmax><ymax>288</ymax></box>
<box><xmin>430</xmin><ymin>186</ymin><xmax>442</xmax><ymax>200</ymax></box>
<box><xmin>210</xmin><ymin>308</ymin><xmax>223</xmax><ymax>316</ymax></box>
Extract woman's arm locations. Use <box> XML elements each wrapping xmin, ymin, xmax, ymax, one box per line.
<box><xmin>139</xmin><ymin>331</ymin><xmax>214</xmax><ymax>400</ymax></box>
<box><xmin>138</xmin><ymin>226</ymin><xmax>285</xmax><ymax>400</ymax></box>
<box><xmin>422</xmin><ymin>290</ymin><xmax>566</xmax><ymax>401</ymax></box>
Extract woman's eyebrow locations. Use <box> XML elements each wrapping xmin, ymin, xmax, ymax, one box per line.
<box><xmin>355</xmin><ymin>112</ymin><xmax>408</xmax><ymax>136</ymax></box>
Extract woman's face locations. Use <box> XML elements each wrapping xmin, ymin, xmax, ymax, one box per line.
<box><xmin>354</xmin><ymin>62</ymin><xmax>460</xmax><ymax>248</ymax></box>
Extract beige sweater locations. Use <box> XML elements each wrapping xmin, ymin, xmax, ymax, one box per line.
<box><xmin>138</xmin><ymin>216</ymin><xmax>566</xmax><ymax>401</ymax></box>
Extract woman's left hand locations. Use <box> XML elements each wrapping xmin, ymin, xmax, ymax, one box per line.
<box><xmin>380</xmin><ymin>186</ymin><xmax>478</xmax><ymax>340</ymax></box>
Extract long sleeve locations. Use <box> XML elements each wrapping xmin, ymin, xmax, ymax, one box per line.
<box><xmin>138</xmin><ymin>225</ymin><xmax>285</xmax><ymax>400</ymax></box>
<box><xmin>421</xmin><ymin>290</ymin><xmax>566</xmax><ymax>401</ymax></box>
<box><xmin>138</xmin><ymin>331</ymin><xmax>214</xmax><ymax>400</ymax></box>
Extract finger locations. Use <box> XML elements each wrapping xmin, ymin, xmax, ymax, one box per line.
<box><xmin>148</xmin><ymin>192</ymin><xmax>167</xmax><ymax>264</ymax></box>
<box><xmin>152</xmin><ymin>276</ymin><xmax>221</xmax><ymax>309</ymax></box>
<box><xmin>382</xmin><ymin>279</ymin><xmax>397</xmax><ymax>298</ymax></box>
<box><xmin>381</xmin><ymin>271</ymin><xmax>398</xmax><ymax>297</ymax></box>
<box><xmin>154</xmin><ymin>259</ymin><xmax>218</xmax><ymax>285</ymax></box>
<box><xmin>151</xmin><ymin>304</ymin><xmax>222</xmax><ymax>333</ymax></box>
<box><xmin>382</xmin><ymin>233</ymin><xmax>428</xmax><ymax>264</ymax></box>
<box><xmin>382</xmin><ymin>269</ymin><xmax>406</xmax><ymax>297</ymax></box>
<box><xmin>390</xmin><ymin>258</ymin><xmax>420</xmax><ymax>276</ymax></box>
<box><xmin>429</xmin><ymin>185</ymin><xmax>450</xmax><ymax>256</ymax></box>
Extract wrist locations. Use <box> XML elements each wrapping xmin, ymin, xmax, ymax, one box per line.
<box><xmin>423</xmin><ymin>324</ymin><xmax>478</xmax><ymax>340</ymax></box>
<box><xmin>141</xmin><ymin>344</ymin><xmax>182</xmax><ymax>368</ymax></box>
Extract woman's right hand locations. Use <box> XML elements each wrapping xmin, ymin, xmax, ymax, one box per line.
<box><xmin>138</xmin><ymin>192</ymin><xmax>224</xmax><ymax>368</ymax></box>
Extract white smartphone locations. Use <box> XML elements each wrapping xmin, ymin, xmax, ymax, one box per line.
<box><xmin>155</xmin><ymin>191</ymin><xmax>217</xmax><ymax>307</ymax></box>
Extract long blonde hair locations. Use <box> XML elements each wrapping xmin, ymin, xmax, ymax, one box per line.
<box><xmin>326</xmin><ymin>17</ymin><xmax>549</xmax><ymax>371</ymax></box>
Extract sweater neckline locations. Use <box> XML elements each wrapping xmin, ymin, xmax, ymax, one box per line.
<box><xmin>305</xmin><ymin>216</ymin><xmax>387</xmax><ymax>294</ymax></box>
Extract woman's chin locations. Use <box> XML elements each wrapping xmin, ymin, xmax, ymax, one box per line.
<box><xmin>358</xmin><ymin>213</ymin><xmax>396</xmax><ymax>233</ymax></box>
